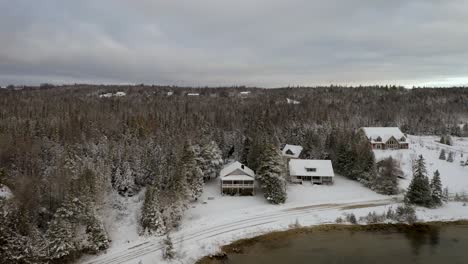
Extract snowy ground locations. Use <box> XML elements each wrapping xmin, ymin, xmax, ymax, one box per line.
<box><xmin>80</xmin><ymin>135</ymin><xmax>468</xmax><ymax>264</ymax></box>
<box><xmin>375</xmin><ymin>135</ymin><xmax>468</xmax><ymax>194</ymax></box>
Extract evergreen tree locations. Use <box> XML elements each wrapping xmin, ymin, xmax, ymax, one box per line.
<box><xmin>447</xmin><ymin>151</ymin><xmax>454</xmax><ymax>162</ymax></box>
<box><xmin>199</xmin><ymin>141</ymin><xmax>223</xmax><ymax>180</ymax></box>
<box><xmin>113</xmin><ymin>161</ymin><xmax>136</xmax><ymax>196</ymax></box>
<box><xmin>46</xmin><ymin>218</ymin><xmax>77</xmax><ymax>261</ymax></box>
<box><xmin>180</xmin><ymin>142</ymin><xmax>204</xmax><ymax>201</ymax></box>
<box><xmin>439</xmin><ymin>149</ymin><xmax>446</xmax><ymax>160</ymax></box>
<box><xmin>335</xmin><ymin>144</ymin><xmax>354</xmax><ymax>178</ymax></box>
<box><xmin>374</xmin><ymin>157</ymin><xmax>401</xmax><ymax>195</ymax></box>
<box><xmin>257</xmin><ymin>144</ymin><xmax>287</xmax><ymax>204</ymax></box>
<box><xmin>85</xmin><ymin>216</ymin><xmax>110</xmax><ymax>253</ymax></box>
<box><xmin>405</xmin><ymin>155</ymin><xmax>432</xmax><ymax>207</ymax></box>
<box><xmin>430</xmin><ymin>170</ymin><xmax>443</xmax><ymax>207</ymax></box>
<box><xmin>141</xmin><ymin>185</ymin><xmax>165</xmax><ymax>235</ymax></box>
<box><xmin>162</xmin><ymin>233</ymin><xmax>175</xmax><ymax>260</ymax></box>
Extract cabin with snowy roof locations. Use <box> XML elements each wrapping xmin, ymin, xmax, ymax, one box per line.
<box><xmin>359</xmin><ymin>127</ymin><xmax>409</xmax><ymax>150</ymax></box>
<box><xmin>289</xmin><ymin>159</ymin><xmax>334</xmax><ymax>184</ymax></box>
<box><xmin>280</xmin><ymin>144</ymin><xmax>303</xmax><ymax>159</ymax></box>
<box><xmin>220</xmin><ymin>161</ymin><xmax>255</xmax><ymax>195</ymax></box>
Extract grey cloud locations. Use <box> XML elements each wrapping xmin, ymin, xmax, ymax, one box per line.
<box><xmin>1</xmin><ymin>0</ymin><xmax>468</xmax><ymax>87</ymax></box>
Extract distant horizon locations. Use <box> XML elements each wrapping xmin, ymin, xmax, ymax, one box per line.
<box><xmin>2</xmin><ymin>1</ymin><xmax>468</xmax><ymax>88</ymax></box>
<box><xmin>2</xmin><ymin>81</ymin><xmax>468</xmax><ymax>89</ymax></box>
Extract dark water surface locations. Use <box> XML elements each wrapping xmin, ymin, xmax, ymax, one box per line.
<box><xmin>221</xmin><ymin>225</ymin><xmax>468</xmax><ymax>264</ymax></box>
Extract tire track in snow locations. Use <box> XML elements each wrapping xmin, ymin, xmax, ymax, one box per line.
<box><xmin>81</xmin><ymin>198</ymin><xmax>396</xmax><ymax>264</ymax></box>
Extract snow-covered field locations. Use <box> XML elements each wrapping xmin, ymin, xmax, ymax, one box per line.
<box><xmin>375</xmin><ymin>135</ymin><xmax>468</xmax><ymax>194</ymax></box>
<box><xmin>80</xmin><ymin>135</ymin><xmax>468</xmax><ymax>264</ymax></box>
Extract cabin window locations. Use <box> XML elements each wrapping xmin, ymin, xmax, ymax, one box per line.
<box><xmin>286</xmin><ymin>149</ymin><xmax>294</xmax><ymax>155</ymax></box>
<box><xmin>305</xmin><ymin>167</ymin><xmax>317</xmax><ymax>172</ymax></box>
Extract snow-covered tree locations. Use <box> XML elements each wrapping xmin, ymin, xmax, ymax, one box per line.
<box><xmin>46</xmin><ymin>218</ymin><xmax>77</xmax><ymax>261</ymax></box>
<box><xmin>447</xmin><ymin>151</ymin><xmax>454</xmax><ymax>162</ymax></box>
<box><xmin>405</xmin><ymin>155</ymin><xmax>432</xmax><ymax>207</ymax></box>
<box><xmin>440</xmin><ymin>135</ymin><xmax>453</xmax><ymax>146</ymax></box>
<box><xmin>257</xmin><ymin>143</ymin><xmax>287</xmax><ymax>204</ymax></box>
<box><xmin>199</xmin><ymin>141</ymin><xmax>223</xmax><ymax>180</ymax></box>
<box><xmin>180</xmin><ymin>142</ymin><xmax>204</xmax><ymax>201</ymax></box>
<box><xmin>85</xmin><ymin>215</ymin><xmax>110</xmax><ymax>253</ymax></box>
<box><xmin>113</xmin><ymin>161</ymin><xmax>137</xmax><ymax>196</ymax></box>
<box><xmin>162</xmin><ymin>233</ymin><xmax>175</xmax><ymax>260</ymax></box>
<box><xmin>439</xmin><ymin>149</ymin><xmax>446</xmax><ymax>160</ymax></box>
<box><xmin>430</xmin><ymin>170</ymin><xmax>443</xmax><ymax>207</ymax></box>
<box><xmin>374</xmin><ymin>157</ymin><xmax>401</xmax><ymax>195</ymax></box>
<box><xmin>141</xmin><ymin>185</ymin><xmax>165</xmax><ymax>235</ymax></box>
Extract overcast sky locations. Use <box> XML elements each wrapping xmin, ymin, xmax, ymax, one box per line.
<box><xmin>1</xmin><ymin>0</ymin><xmax>468</xmax><ymax>87</ymax></box>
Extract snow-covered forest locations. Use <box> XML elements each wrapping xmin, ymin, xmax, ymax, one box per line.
<box><xmin>1</xmin><ymin>85</ymin><xmax>468</xmax><ymax>263</ymax></box>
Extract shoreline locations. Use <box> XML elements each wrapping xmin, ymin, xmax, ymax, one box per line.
<box><xmin>196</xmin><ymin>219</ymin><xmax>468</xmax><ymax>264</ymax></box>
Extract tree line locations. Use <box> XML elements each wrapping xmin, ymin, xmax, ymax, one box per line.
<box><xmin>1</xmin><ymin>85</ymin><xmax>467</xmax><ymax>262</ymax></box>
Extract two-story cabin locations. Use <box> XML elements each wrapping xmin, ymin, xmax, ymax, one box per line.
<box><xmin>359</xmin><ymin>127</ymin><xmax>409</xmax><ymax>150</ymax></box>
<box><xmin>220</xmin><ymin>161</ymin><xmax>255</xmax><ymax>195</ymax></box>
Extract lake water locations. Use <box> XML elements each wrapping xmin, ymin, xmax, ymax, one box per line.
<box><xmin>218</xmin><ymin>225</ymin><xmax>468</xmax><ymax>264</ymax></box>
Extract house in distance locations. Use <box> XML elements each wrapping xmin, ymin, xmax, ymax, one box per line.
<box><xmin>220</xmin><ymin>161</ymin><xmax>255</xmax><ymax>195</ymax></box>
<box><xmin>359</xmin><ymin>127</ymin><xmax>409</xmax><ymax>150</ymax></box>
<box><xmin>289</xmin><ymin>159</ymin><xmax>334</xmax><ymax>184</ymax></box>
<box><xmin>280</xmin><ymin>144</ymin><xmax>303</xmax><ymax>159</ymax></box>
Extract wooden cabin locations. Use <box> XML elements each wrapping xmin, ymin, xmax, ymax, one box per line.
<box><xmin>220</xmin><ymin>161</ymin><xmax>255</xmax><ymax>195</ymax></box>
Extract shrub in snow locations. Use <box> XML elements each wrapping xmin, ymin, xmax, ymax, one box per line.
<box><xmin>335</xmin><ymin>217</ymin><xmax>344</xmax><ymax>224</ymax></box>
<box><xmin>360</xmin><ymin>211</ymin><xmax>386</xmax><ymax>224</ymax></box>
<box><xmin>439</xmin><ymin>135</ymin><xmax>453</xmax><ymax>146</ymax></box>
<box><xmin>162</xmin><ymin>234</ymin><xmax>175</xmax><ymax>260</ymax></box>
<box><xmin>447</xmin><ymin>152</ymin><xmax>454</xmax><ymax>162</ymax></box>
<box><xmin>345</xmin><ymin>213</ymin><xmax>357</xmax><ymax>224</ymax></box>
<box><xmin>439</xmin><ymin>149</ymin><xmax>446</xmax><ymax>160</ymax></box>
<box><xmin>394</xmin><ymin>205</ymin><xmax>417</xmax><ymax>224</ymax></box>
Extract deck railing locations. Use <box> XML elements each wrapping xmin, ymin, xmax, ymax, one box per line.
<box><xmin>221</xmin><ymin>183</ymin><xmax>254</xmax><ymax>188</ymax></box>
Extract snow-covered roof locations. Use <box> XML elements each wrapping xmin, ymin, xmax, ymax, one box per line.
<box><xmin>114</xmin><ymin>91</ymin><xmax>126</xmax><ymax>97</ymax></box>
<box><xmin>0</xmin><ymin>184</ymin><xmax>13</xmax><ymax>200</ymax></box>
<box><xmin>187</xmin><ymin>93</ymin><xmax>200</xmax><ymax>96</ymax></box>
<box><xmin>240</xmin><ymin>91</ymin><xmax>251</xmax><ymax>95</ymax></box>
<box><xmin>289</xmin><ymin>159</ymin><xmax>334</xmax><ymax>177</ymax></box>
<box><xmin>281</xmin><ymin>144</ymin><xmax>303</xmax><ymax>158</ymax></box>
<box><xmin>286</xmin><ymin>98</ymin><xmax>300</xmax><ymax>104</ymax></box>
<box><xmin>361</xmin><ymin>127</ymin><xmax>405</xmax><ymax>143</ymax></box>
<box><xmin>220</xmin><ymin>161</ymin><xmax>255</xmax><ymax>179</ymax></box>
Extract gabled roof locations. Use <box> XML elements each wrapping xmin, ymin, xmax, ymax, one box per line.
<box><xmin>289</xmin><ymin>159</ymin><xmax>334</xmax><ymax>177</ymax></box>
<box><xmin>361</xmin><ymin>127</ymin><xmax>405</xmax><ymax>143</ymax></box>
<box><xmin>220</xmin><ymin>161</ymin><xmax>255</xmax><ymax>179</ymax></box>
<box><xmin>281</xmin><ymin>144</ymin><xmax>303</xmax><ymax>158</ymax></box>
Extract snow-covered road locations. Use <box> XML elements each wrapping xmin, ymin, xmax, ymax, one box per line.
<box><xmin>81</xmin><ymin>197</ymin><xmax>397</xmax><ymax>264</ymax></box>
